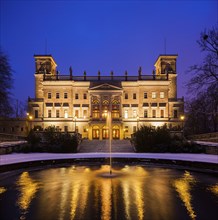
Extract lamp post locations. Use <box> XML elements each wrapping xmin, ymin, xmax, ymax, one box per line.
<box><xmin>180</xmin><ymin>115</ymin><xmax>185</xmax><ymax>138</ymax></box>
<box><xmin>86</xmin><ymin>128</ymin><xmax>89</xmax><ymax>139</ymax></box>
<box><xmin>74</xmin><ymin>116</ymin><xmax>77</xmax><ymax>132</ymax></box>
<box><xmin>137</xmin><ymin>115</ymin><xmax>139</xmax><ymax>130</ymax></box>
<box><xmin>27</xmin><ymin>113</ymin><xmax>33</xmax><ymax>131</ymax></box>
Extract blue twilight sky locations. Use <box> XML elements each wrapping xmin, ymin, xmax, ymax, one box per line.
<box><xmin>0</xmin><ymin>0</ymin><xmax>217</xmax><ymax>103</ymax></box>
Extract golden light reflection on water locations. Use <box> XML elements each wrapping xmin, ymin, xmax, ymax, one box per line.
<box><xmin>208</xmin><ymin>184</ymin><xmax>218</xmax><ymax>196</ymax></box>
<box><xmin>173</xmin><ymin>171</ymin><xmax>196</xmax><ymax>220</ymax></box>
<box><xmin>61</xmin><ymin>165</ymin><xmax>148</xmax><ymax>220</ymax></box>
<box><xmin>0</xmin><ymin>187</ymin><xmax>6</xmax><ymax>194</ymax></box>
<box><xmin>16</xmin><ymin>172</ymin><xmax>41</xmax><ymax>215</ymax></box>
<box><xmin>121</xmin><ymin>166</ymin><xmax>146</xmax><ymax>220</ymax></box>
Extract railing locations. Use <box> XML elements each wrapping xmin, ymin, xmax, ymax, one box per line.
<box><xmin>28</xmin><ymin>98</ymin><xmax>44</xmax><ymax>102</ymax></box>
<box><xmin>43</xmin><ymin>74</ymin><xmax>168</xmax><ymax>81</ymax></box>
<box><xmin>168</xmin><ymin>98</ymin><xmax>184</xmax><ymax>102</ymax></box>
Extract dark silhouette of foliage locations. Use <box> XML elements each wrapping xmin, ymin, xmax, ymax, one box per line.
<box><xmin>131</xmin><ymin>125</ymin><xmax>204</xmax><ymax>153</ymax></box>
<box><xmin>26</xmin><ymin>126</ymin><xmax>79</xmax><ymax>153</ymax></box>
<box><xmin>0</xmin><ymin>50</ymin><xmax>14</xmax><ymax>117</ymax></box>
<box><xmin>187</xmin><ymin>26</ymin><xmax>218</xmax><ymax>92</ymax></box>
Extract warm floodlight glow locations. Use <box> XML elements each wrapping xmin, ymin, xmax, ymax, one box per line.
<box><xmin>180</xmin><ymin>115</ymin><xmax>185</xmax><ymax>120</ymax></box>
<box><xmin>29</xmin><ymin>115</ymin><xmax>33</xmax><ymax>120</ymax></box>
<box><xmin>151</xmin><ymin>122</ymin><xmax>164</xmax><ymax>127</ymax></box>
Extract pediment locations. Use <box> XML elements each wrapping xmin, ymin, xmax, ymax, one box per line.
<box><xmin>90</xmin><ymin>83</ymin><xmax>122</xmax><ymax>90</ymax></box>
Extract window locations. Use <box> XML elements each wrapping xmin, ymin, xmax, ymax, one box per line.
<box><xmin>83</xmin><ymin>110</ymin><xmax>87</xmax><ymax>118</ymax></box>
<box><xmin>21</xmin><ymin>127</ymin><xmax>24</xmax><ymax>132</ymax></box>
<box><xmin>93</xmin><ymin>110</ymin><xmax>100</xmax><ymax>118</ymax></box>
<box><xmin>125</xmin><ymin>126</ymin><xmax>128</xmax><ymax>133</ymax></box>
<box><xmin>48</xmin><ymin>92</ymin><xmax>51</xmax><ymax>99</ymax></box>
<box><xmin>160</xmin><ymin>92</ymin><xmax>164</xmax><ymax>99</ymax></box>
<box><xmin>133</xmin><ymin>126</ymin><xmax>137</xmax><ymax>133</ymax></box>
<box><xmin>124</xmin><ymin>110</ymin><xmax>128</xmax><ymax>119</ymax></box>
<box><xmin>35</xmin><ymin>110</ymin><xmax>38</xmax><ymax>118</ymax></box>
<box><xmin>75</xmin><ymin>110</ymin><xmax>79</xmax><ymax>117</ymax></box>
<box><xmin>48</xmin><ymin>110</ymin><xmax>51</xmax><ymax>118</ymax></box>
<box><xmin>83</xmin><ymin>93</ymin><xmax>87</xmax><ymax>99</ymax></box>
<box><xmin>11</xmin><ymin>127</ymin><xmax>15</xmax><ymax>132</ymax></box>
<box><xmin>133</xmin><ymin>93</ymin><xmax>136</xmax><ymax>99</ymax></box>
<box><xmin>75</xmin><ymin>93</ymin><xmax>79</xmax><ymax>99</ymax></box>
<box><xmin>125</xmin><ymin>93</ymin><xmax>128</xmax><ymax>99</ymax></box>
<box><xmin>64</xmin><ymin>126</ymin><xmax>68</xmax><ymax>132</ymax></box>
<box><xmin>56</xmin><ymin>109</ymin><xmax>60</xmax><ymax>118</ymax></box>
<box><xmin>173</xmin><ymin>110</ymin><xmax>178</xmax><ymax>118</ymax></box>
<box><xmin>144</xmin><ymin>92</ymin><xmax>148</xmax><ymax>99</ymax></box>
<box><xmin>152</xmin><ymin>92</ymin><xmax>156</xmax><ymax>99</ymax></box>
<box><xmin>160</xmin><ymin>109</ymin><xmax>164</xmax><ymax>118</ymax></box>
<box><xmin>133</xmin><ymin>110</ymin><xmax>137</xmax><ymax>118</ymax></box>
<box><xmin>64</xmin><ymin>110</ymin><xmax>68</xmax><ymax>118</ymax></box>
<box><xmin>64</xmin><ymin>93</ymin><xmax>68</xmax><ymax>99</ymax></box>
<box><xmin>56</xmin><ymin>92</ymin><xmax>60</xmax><ymax>99</ymax></box>
<box><xmin>144</xmin><ymin>109</ymin><xmax>148</xmax><ymax>118</ymax></box>
<box><xmin>152</xmin><ymin>109</ymin><xmax>156</xmax><ymax>118</ymax></box>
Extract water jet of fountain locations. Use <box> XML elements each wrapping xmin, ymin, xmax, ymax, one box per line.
<box><xmin>107</xmin><ymin>110</ymin><xmax>112</xmax><ymax>175</ymax></box>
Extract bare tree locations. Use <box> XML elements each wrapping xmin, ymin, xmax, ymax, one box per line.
<box><xmin>187</xmin><ymin>26</ymin><xmax>218</xmax><ymax>92</ymax></box>
<box><xmin>0</xmin><ymin>50</ymin><xmax>14</xmax><ymax>117</ymax></box>
<box><xmin>185</xmin><ymin>84</ymin><xmax>218</xmax><ymax>134</ymax></box>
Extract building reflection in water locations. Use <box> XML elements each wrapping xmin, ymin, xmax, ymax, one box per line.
<box><xmin>0</xmin><ymin>187</ymin><xmax>7</xmax><ymax>194</ymax></box>
<box><xmin>173</xmin><ymin>171</ymin><xmax>196</xmax><ymax>220</ymax></box>
<box><xmin>13</xmin><ymin>166</ymin><xmax>216</xmax><ymax>220</ymax></box>
<box><xmin>16</xmin><ymin>172</ymin><xmax>41</xmax><ymax>219</ymax></box>
<box><xmin>208</xmin><ymin>183</ymin><xmax>218</xmax><ymax>196</ymax></box>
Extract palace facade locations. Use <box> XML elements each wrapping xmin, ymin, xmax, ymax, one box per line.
<box><xmin>28</xmin><ymin>54</ymin><xmax>184</xmax><ymax>140</ymax></box>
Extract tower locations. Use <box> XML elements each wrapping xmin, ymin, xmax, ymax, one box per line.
<box><xmin>34</xmin><ymin>55</ymin><xmax>57</xmax><ymax>98</ymax></box>
<box><xmin>154</xmin><ymin>55</ymin><xmax>178</xmax><ymax>98</ymax></box>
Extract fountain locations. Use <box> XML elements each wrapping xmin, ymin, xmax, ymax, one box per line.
<box><xmin>0</xmin><ymin>165</ymin><xmax>217</xmax><ymax>220</ymax></box>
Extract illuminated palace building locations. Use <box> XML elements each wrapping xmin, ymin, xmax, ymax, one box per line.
<box><xmin>28</xmin><ymin>54</ymin><xmax>184</xmax><ymax>140</ymax></box>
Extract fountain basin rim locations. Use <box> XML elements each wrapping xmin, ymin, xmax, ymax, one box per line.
<box><xmin>0</xmin><ymin>153</ymin><xmax>217</xmax><ymax>174</ymax></box>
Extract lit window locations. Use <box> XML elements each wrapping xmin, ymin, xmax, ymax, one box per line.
<box><xmin>133</xmin><ymin>110</ymin><xmax>137</xmax><ymax>118</ymax></box>
<box><xmin>75</xmin><ymin>110</ymin><xmax>79</xmax><ymax>117</ymax></box>
<box><xmin>133</xmin><ymin>93</ymin><xmax>136</xmax><ymax>99</ymax></box>
<box><xmin>152</xmin><ymin>92</ymin><xmax>156</xmax><ymax>99</ymax></box>
<box><xmin>56</xmin><ymin>109</ymin><xmax>60</xmax><ymax>118</ymax></box>
<box><xmin>144</xmin><ymin>92</ymin><xmax>148</xmax><ymax>99</ymax></box>
<box><xmin>64</xmin><ymin>110</ymin><xmax>68</xmax><ymax>118</ymax></box>
<box><xmin>124</xmin><ymin>110</ymin><xmax>128</xmax><ymax>119</ymax></box>
<box><xmin>92</xmin><ymin>110</ymin><xmax>100</xmax><ymax>118</ymax></box>
<box><xmin>56</xmin><ymin>93</ymin><xmax>60</xmax><ymax>99</ymax></box>
<box><xmin>75</xmin><ymin>93</ymin><xmax>79</xmax><ymax>99</ymax></box>
<box><xmin>160</xmin><ymin>92</ymin><xmax>164</xmax><ymax>99</ymax></box>
<box><xmin>144</xmin><ymin>110</ymin><xmax>148</xmax><ymax>118</ymax></box>
<box><xmin>125</xmin><ymin>93</ymin><xmax>128</xmax><ymax>99</ymax></box>
<box><xmin>83</xmin><ymin>110</ymin><xmax>87</xmax><ymax>118</ymax></box>
<box><xmin>152</xmin><ymin>109</ymin><xmax>156</xmax><ymax>118</ymax></box>
<box><xmin>160</xmin><ymin>109</ymin><xmax>164</xmax><ymax>118</ymax></box>
<box><xmin>48</xmin><ymin>110</ymin><xmax>51</xmax><ymax>118</ymax></box>
<box><xmin>48</xmin><ymin>92</ymin><xmax>51</xmax><ymax>99</ymax></box>
<box><xmin>64</xmin><ymin>93</ymin><xmax>68</xmax><ymax>99</ymax></box>
<box><xmin>83</xmin><ymin>93</ymin><xmax>87</xmax><ymax>99</ymax></box>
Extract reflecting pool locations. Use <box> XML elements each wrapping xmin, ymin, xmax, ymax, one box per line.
<box><xmin>0</xmin><ymin>165</ymin><xmax>217</xmax><ymax>220</ymax></box>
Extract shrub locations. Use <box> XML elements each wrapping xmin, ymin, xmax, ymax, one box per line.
<box><xmin>131</xmin><ymin>125</ymin><xmax>202</xmax><ymax>153</ymax></box>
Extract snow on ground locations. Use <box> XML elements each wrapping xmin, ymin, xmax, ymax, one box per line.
<box><xmin>0</xmin><ymin>152</ymin><xmax>217</xmax><ymax>166</ymax></box>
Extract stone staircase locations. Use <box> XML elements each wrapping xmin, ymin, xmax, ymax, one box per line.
<box><xmin>78</xmin><ymin>139</ymin><xmax>134</xmax><ymax>153</ymax></box>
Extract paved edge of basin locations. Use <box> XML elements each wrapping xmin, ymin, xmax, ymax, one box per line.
<box><xmin>0</xmin><ymin>153</ymin><xmax>217</xmax><ymax>173</ymax></box>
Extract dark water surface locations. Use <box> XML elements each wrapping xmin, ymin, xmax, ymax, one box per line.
<box><xmin>0</xmin><ymin>165</ymin><xmax>217</xmax><ymax>220</ymax></box>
